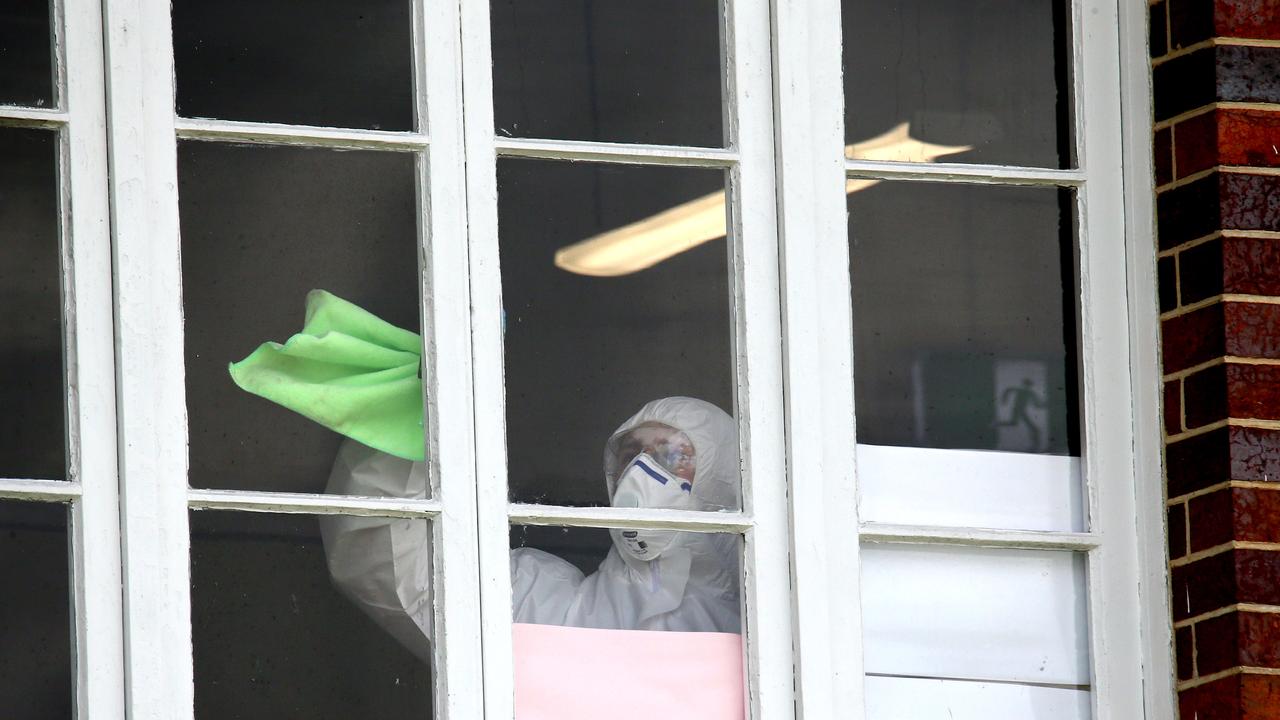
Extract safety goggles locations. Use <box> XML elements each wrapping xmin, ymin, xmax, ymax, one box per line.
<box><xmin>609</xmin><ymin>423</ymin><xmax>696</xmax><ymax>481</ymax></box>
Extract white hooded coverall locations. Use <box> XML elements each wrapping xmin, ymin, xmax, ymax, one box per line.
<box><xmin>319</xmin><ymin>397</ymin><xmax>743</xmax><ymax>661</ymax></box>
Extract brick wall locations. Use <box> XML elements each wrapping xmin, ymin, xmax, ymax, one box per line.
<box><xmin>1151</xmin><ymin>1</ymin><xmax>1280</xmax><ymax>717</ymax></box>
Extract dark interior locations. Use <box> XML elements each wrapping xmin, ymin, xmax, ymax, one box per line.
<box><xmin>0</xmin><ymin>1</ymin><xmax>53</xmax><ymax>109</ymax></box>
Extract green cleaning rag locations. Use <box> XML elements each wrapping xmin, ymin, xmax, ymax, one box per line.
<box><xmin>228</xmin><ymin>289</ymin><xmax>425</xmax><ymax>461</ymax></box>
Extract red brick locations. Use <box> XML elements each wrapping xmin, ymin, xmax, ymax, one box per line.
<box><xmin>1226</xmin><ymin>302</ymin><xmax>1280</xmax><ymax>360</ymax></box>
<box><xmin>1241</xmin><ymin>673</ymin><xmax>1280</xmax><ymax>719</ymax></box>
<box><xmin>1173</xmin><ymin>549</ymin><xmax>1280</xmax><ymax>620</ymax></box>
<box><xmin>1177</xmin><ymin>109</ymin><xmax>1221</xmax><ymax>178</ymax></box>
<box><xmin>1236</xmin><ymin>549</ymin><xmax>1280</xmax><ymax>605</ymax></box>
<box><xmin>1186</xmin><ymin>362</ymin><xmax>1229</xmax><ymax>427</ymax></box>
<box><xmin>1181</xmin><ymin>673</ymin><xmax>1242</xmax><ymax>719</ymax></box>
<box><xmin>1239</xmin><ymin>612</ymin><xmax>1280</xmax><ymax>668</ymax></box>
<box><xmin>1224</xmin><ymin>235</ymin><xmax>1280</xmax><ymax>296</ymax></box>
<box><xmin>1234</xmin><ymin>487</ymin><xmax>1280</xmax><ymax>543</ymax></box>
<box><xmin>1198</xmin><ymin>610</ymin><xmax>1243</xmax><ymax>674</ymax></box>
<box><xmin>1170</xmin><ymin>0</ymin><xmax>1216</xmax><ymax>50</ymax></box>
<box><xmin>1171</xmin><ymin>502</ymin><xmax>1190</xmax><ymax>559</ymax></box>
<box><xmin>1167</xmin><ymin>379</ymin><xmax>1185</xmax><ymax>433</ymax></box>
<box><xmin>1191</xmin><ymin>487</ymin><xmax>1237</xmax><ymax>552</ymax></box>
<box><xmin>1219</xmin><ymin>109</ymin><xmax>1280</xmax><ymax>169</ymax></box>
<box><xmin>1156</xmin><ymin>125</ymin><xmax>1174</xmax><ymax>185</ymax></box>
<box><xmin>1181</xmin><ymin>236</ymin><xmax>1226</xmax><ymax>304</ymax></box>
<box><xmin>1228</xmin><ymin>363</ymin><xmax>1280</xmax><ymax>421</ymax></box>
<box><xmin>1177</xmin><ymin>624</ymin><xmax>1195</xmax><ymax>680</ymax></box>
<box><xmin>1216</xmin><ymin>0</ymin><xmax>1280</xmax><ymax>41</ymax></box>
<box><xmin>1162</xmin><ymin>303</ymin><xmax>1226</xmax><ymax>373</ymax></box>
<box><xmin>1152</xmin><ymin>1</ymin><xmax>1170</xmax><ymax>58</ymax></box>
<box><xmin>1221</xmin><ymin>173</ymin><xmax>1280</xmax><ymax>233</ymax></box>
<box><xmin>1230</xmin><ymin>425</ymin><xmax>1280</xmax><ymax>481</ymax></box>
<box><xmin>1158</xmin><ymin>172</ymin><xmax>1222</xmax><ymax>249</ymax></box>
<box><xmin>1169</xmin><ymin>426</ymin><xmax>1230</xmax><ymax>497</ymax></box>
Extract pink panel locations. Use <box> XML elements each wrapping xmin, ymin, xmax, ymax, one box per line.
<box><xmin>513</xmin><ymin>623</ymin><xmax>745</xmax><ymax>720</ymax></box>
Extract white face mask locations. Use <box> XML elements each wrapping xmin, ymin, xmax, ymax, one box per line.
<box><xmin>610</xmin><ymin>453</ymin><xmax>694</xmax><ymax>561</ymax></box>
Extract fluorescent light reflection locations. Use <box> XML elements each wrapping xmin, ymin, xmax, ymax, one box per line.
<box><xmin>554</xmin><ymin>123</ymin><xmax>972</xmax><ymax>277</ymax></box>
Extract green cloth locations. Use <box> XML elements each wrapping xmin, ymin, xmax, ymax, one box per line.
<box><xmin>229</xmin><ymin>290</ymin><xmax>425</xmax><ymax>461</ymax></box>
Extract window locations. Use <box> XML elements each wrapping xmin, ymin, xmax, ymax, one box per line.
<box><xmin>0</xmin><ymin>0</ymin><xmax>1170</xmax><ymax>717</ymax></box>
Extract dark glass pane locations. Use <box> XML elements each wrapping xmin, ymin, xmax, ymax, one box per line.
<box><xmin>0</xmin><ymin>128</ymin><xmax>64</xmax><ymax>480</ymax></box>
<box><xmin>0</xmin><ymin>1</ymin><xmax>54</xmax><ymax>108</ymax></box>
<box><xmin>190</xmin><ymin>510</ymin><xmax>433</xmax><ymax>719</ymax></box>
<box><xmin>172</xmin><ymin>0</ymin><xmax>413</xmax><ymax>130</ymax></box>
<box><xmin>491</xmin><ymin>0</ymin><xmax>724</xmax><ymax>146</ymax></box>
<box><xmin>848</xmin><ymin>182</ymin><xmax>1079</xmax><ymax>455</ymax></box>
<box><xmin>179</xmin><ymin>142</ymin><xmax>420</xmax><ymax>493</ymax></box>
<box><xmin>0</xmin><ymin>500</ymin><xmax>71</xmax><ymax>719</ymax></box>
<box><xmin>498</xmin><ymin>159</ymin><xmax>735</xmax><ymax>508</ymax></box>
<box><xmin>843</xmin><ymin>0</ymin><xmax>1073</xmax><ymax>168</ymax></box>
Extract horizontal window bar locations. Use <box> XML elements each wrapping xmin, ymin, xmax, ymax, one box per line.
<box><xmin>0</xmin><ymin>107</ymin><xmax>68</xmax><ymax>128</ymax></box>
<box><xmin>0</xmin><ymin>478</ymin><xmax>80</xmax><ymax>502</ymax></box>
<box><xmin>187</xmin><ymin>488</ymin><xmax>441</xmax><ymax>517</ymax></box>
<box><xmin>859</xmin><ymin>523</ymin><xmax>1099</xmax><ymax>551</ymax></box>
<box><xmin>175</xmin><ymin>117</ymin><xmax>428</xmax><ymax>151</ymax></box>
<box><xmin>508</xmin><ymin>503</ymin><xmax>753</xmax><ymax>532</ymax></box>
<box><xmin>845</xmin><ymin>159</ymin><xmax>1085</xmax><ymax>187</ymax></box>
<box><xmin>494</xmin><ymin>137</ymin><xmax>738</xmax><ymax>167</ymax></box>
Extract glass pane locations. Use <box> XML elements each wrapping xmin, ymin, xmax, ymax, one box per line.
<box><xmin>179</xmin><ymin>142</ymin><xmax>421</xmax><ymax>493</ymax></box>
<box><xmin>510</xmin><ymin>525</ymin><xmax>744</xmax><ymax>714</ymax></box>
<box><xmin>843</xmin><ymin>0</ymin><xmax>1073</xmax><ymax>168</ymax></box>
<box><xmin>172</xmin><ymin>0</ymin><xmax>413</xmax><ymax>130</ymax></box>
<box><xmin>0</xmin><ymin>127</ymin><xmax>64</xmax><ymax>480</ymax></box>
<box><xmin>190</xmin><ymin>510</ymin><xmax>434</xmax><ymax>718</ymax></box>
<box><xmin>498</xmin><ymin>159</ymin><xmax>736</xmax><ymax>509</ymax></box>
<box><xmin>0</xmin><ymin>500</ymin><xmax>71</xmax><ymax>718</ymax></box>
<box><xmin>0</xmin><ymin>1</ymin><xmax>54</xmax><ymax>108</ymax></box>
<box><xmin>861</xmin><ymin>544</ymin><xmax>1090</xmax><ymax>719</ymax></box>
<box><xmin>849</xmin><ymin>182</ymin><xmax>1080</xmax><ymax>531</ymax></box>
<box><xmin>491</xmin><ymin>0</ymin><xmax>724</xmax><ymax>146</ymax></box>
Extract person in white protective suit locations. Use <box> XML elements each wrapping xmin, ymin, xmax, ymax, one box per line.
<box><xmin>319</xmin><ymin>396</ymin><xmax>742</xmax><ymax>660</ymax></box>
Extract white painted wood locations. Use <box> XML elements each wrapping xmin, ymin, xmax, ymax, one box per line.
<box><xmin>101</xmin><ymin>0</ymin><xmax>195</xmax><ymax>716</ymax></box>
<box><xmin>1117</xmin><ymin>0</ymin><xmax>1177</xmax><ymax>714</ymax></box>
<box><xmin>417</xmin><ymin>0</ymin><xmax>488</xmax><ymax>715</ymax></box>
<box><xmin>857</xmin><ymin>445</ymin><xmax>1084</xmax><ymax>532</ymax></box>
<box><xmin>0</xmin><ymin>107</ymin><xmax>69</xmax><ymax>127</ymax></box>
<box><xmin>844</xmin><ymin>159</ymin><xmax>1085</xmax><ymax>186</ymax></box>
<box><xmin>771</xmin><ymin>0</ymin><xmax>865</xmax><ymax>716</ymax></box>
<box><xmin>60</xmin><ymin>0</ymin><xmax>125</xmax><ymax>716</ymax></box>
<box><xmin>510</xmin><ymin>504</ymin><xmax>753</xmax><ymax>532</ymax></box>
<box><xmin>456</xmin><ymin>0</ymin><xmax>517</xmax><ymax>713</ymax></box>
<box><xmin>865</xmin><ymin>675</ymin><xmax>1091</xmax><ymax>720</ymax></box>
<box><xmin>174</xmin><ymin>117</ymin><xmax>428</xmax><ymax>150</ymax></box>
<box><xmin>1075</xmin><ymin>0</ymin><xmax>1149</xmax><ymax>716</ymax></box>
<box><xmin>861</xmin><ymin>545</ymin><xmax>1090</xmax><ymax>686</ymax></box>
<box><xmin>494</xmin><ymin>137</ymin><xmax>738</xmax><ymax>167</ymax></box>
<box><xmin>860</xmin><ymin>525</ymin><xmax>1098</xmax><ymax>551</ymax></box>
<box><xmin>722</xmin><ymin>0</ymin><xmax>797</xmax><ymax>715</ymax></box>
<box><xmin>186</xmin><ymin>488</ymin><xmax>442</xmax><ymax>517</ymax></box>
<box><xmin>0</xmin><ymin>478</ymin><xmax>80</xmax><ymax>501</ymax></box>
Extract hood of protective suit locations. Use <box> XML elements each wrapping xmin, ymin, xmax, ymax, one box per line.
<box><xmin>603</xmin><ymin>396</ymin><xmax>740</xmax><ymax>513</ymax></box>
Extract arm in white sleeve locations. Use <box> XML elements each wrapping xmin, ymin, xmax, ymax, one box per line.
<box><xmin>318</xmin><ymin>439</ymin><xmax>434</xmax><ymax>661</ymax></box>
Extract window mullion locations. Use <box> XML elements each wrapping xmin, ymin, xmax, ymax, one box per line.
<box><xmin>101</xmin><ymin>0</ymin><xmax>195</xmax><ymax>716</ymax></box>
<box><xmin>770</xmin><ymin>0</ymin><xmax>866</xmax><ymax>717</ymax></box>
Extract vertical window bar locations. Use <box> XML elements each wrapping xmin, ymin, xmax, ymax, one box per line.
<box><xmin>102</xmin><ymin>0</ymin><xmax>196</xmax><ymax>716</ymax></box>
<box><xmin>417</xmin><ymin>0</ymin><xmax>486</xmax><ymax>716</ymax></box>
<box><xmin>771</xmin><ymin>0</ymin><xmax>866</xmax><ymax>717</ymax></box>
<box><xmin>1075</xmin><ymin>0</ymin><xmax>1147</xmax><ymax>716</ymax></box>
<box><xmin>59</xmin><ymin>0</ymin><xmax>124</xmax><ymax>716</ymax></box>
<box><xmin>722</xmin><ymin>0</ymin><xmax>795</xmax><ymax>717</ymax></box>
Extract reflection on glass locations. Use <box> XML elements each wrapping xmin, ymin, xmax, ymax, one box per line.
<box><xmin>172</xmin><ymin>0</ymin><xmax>413</xmax><ymax>129</ymax></box>
<box><xmin>191</xmin><ymin>510</ymin><xmax>433</xmax><ymax>719</ymax></box>
<box><xmin>0</xmin><ymin>2</ymin><xmax>53</xmax><ymax>108</ymax></box>
<box><xmin>491</xmin><ymin>0</ymin><xmax>724</xmax><ymax>146</ymax></box>
<box><xmin>861</xmin><ymin>544</ymin><xmax>1090</xmax><ymax>719</ymax></box>
<box><xmin>0</xmin><ymin>500</ymin><xmax>71</xmax><ymax>718</ymax></box>
<box><xmin>843</xmin><ymin>0</ymin><xmax>1073</xmax><ymax>168</ymax></box>
<box><xmin>0</xmin><ymin>128</ymin><xmax>64</xmax><ymax>480</ymax></box>
<box><xmin>849</xmin><ymin>182</ymin><xmax>1078</xmax><ymax>455</ymax></box>
<box><xmin>179</xmin><ymin>141</ymin><xmax>419</xmax><ymax>493</ymax></box>
<box><xmin>498</xmin><ymin>160</ymin><xmax>735</xmax><ymax>507</ymax></box>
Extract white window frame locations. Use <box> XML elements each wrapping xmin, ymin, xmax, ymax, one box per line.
<box><xmin>0</xmin><ymin>0</ymin><xmax>123</xmax><ymax>717</ymax></box>
<box><xmin>0</xmin><ymin>0</ymin><xmax>1170</xmax><ymax>716</ymax></box>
